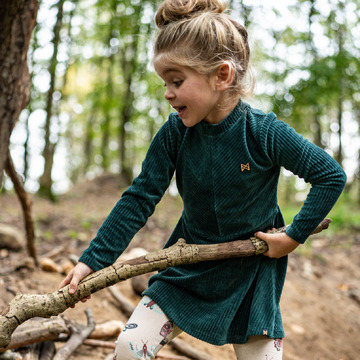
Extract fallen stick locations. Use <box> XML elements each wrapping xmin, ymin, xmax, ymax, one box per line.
<box><xmin>18</xmin><ymin>343</ymin><xmax>40</xmax><ymax>360</ymax></box>
<box><xmin>18</xmin><ymin>341</ymin><xmax>56</xmax><ymax>360</ymax></box>
<box><xmin>156</xmin><ymin>352</ymin><xmax>191</xmax><ymax>360</ymax></box>
<box><xmin>35</xmin><ymin>341</ymin><xmax>56</xmax><ymax>360</ymax></box>
<box><xmin>5</xmin><ymin>151</ymin><xmax>37</xmax><ymax>266</ymax></box>
<box><xmin>0</xmin><ymin>351</ymin><xmax>22</xmax><ymax>360</ymax></box>
<box><xmin>0</xmin><ymin>317</ymin><xmax>69</xmax><ymax>352</ymax></box>
<box><xmin>0</xmin><ymin>317</ymin><xmax>123</xmax><ymax>352</ymax></box>
<box><xmin>0</xmin><ymin>219</ymin><xmax>331</xmax><ymax>349</ymax></box>
<box><xmin>89</xmin><ymin>320</ymin><xmax>124</xmax><ymax>339</ymax></box>
<box><xmin>83</xmin><ymin>338</ymin><xmax>116</xmax><ymax>349</ymax></box>
<box><xmin>53</xmin><ymin>308</ymin><xmax>95</xmax><ymax>360</ymax></box>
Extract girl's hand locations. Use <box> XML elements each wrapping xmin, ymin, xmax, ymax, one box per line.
<box><xmin>59</xmin><ymin>262</ymin><xmax>94</xmax><ymax>306</ymax></box>
<box><xmin>254</xmin><ymin>231</ymin><xmax>299</xmax><ymax>258</ymax></box>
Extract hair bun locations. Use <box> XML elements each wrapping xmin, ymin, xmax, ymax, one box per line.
<box><xmin>155</xmin><ymin>0</ymin><xmax>227</xmax><ymax>27</ymax></box>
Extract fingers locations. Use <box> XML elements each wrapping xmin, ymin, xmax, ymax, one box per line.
<box><xmin>59</xmin><ymin>263</ymin><xmax>93</xmax><ymax>291</ymax></box>
<box><xmin>254</xmin><ymin>231</ymin><xmax>299</xmax><ymax>259</ymax></box>
<box><xmin>69</xmin><ymin>270</ymin><xmax>86</xmax><ymax>294</ymax></box>
<box><xmin>254</xmin><ymin>231</ymin><xmax>270</xmax><ymax>245</ymax></box>
<box><xmin>59</xmin><ymin>269</ymin><xmax>81</xmax><ymax>294</ymax></box>
<box><xmin>59</xmin><ymin>263</ymin><xmax>94</xmax><ymax>309</ymax></box>
<box><xmin>254</xmin><ymin>231</ymin><xmax>271</xmax><ymax>256</ymax></box>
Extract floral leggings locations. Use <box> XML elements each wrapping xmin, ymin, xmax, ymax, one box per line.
<box><xmin>113</xmin><ymin>296</ymin><xmax>283</xmax><ymax>360</ymax></box>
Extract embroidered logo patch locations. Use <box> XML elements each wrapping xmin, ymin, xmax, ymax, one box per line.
<box><xmin>241</xmin><ymin>163</ymin><xmax>250</xmax><ymax>172</ymax></box>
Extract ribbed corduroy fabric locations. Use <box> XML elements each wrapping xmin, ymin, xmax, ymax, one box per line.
<box><xmin>79</xmin><ymin>101</ymin><xmax>346</xmax><ymax>345</ymax></box>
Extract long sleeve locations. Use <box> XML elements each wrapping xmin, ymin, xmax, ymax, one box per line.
<box><xmin>79</xmin><ymin>120</ymin><xmax>180</xmax><ymax>271</ymax></box>
<box><xmin>260</xmin><ymin>112</ymin><xmax>347</xmax><ymax>243</ymax></box>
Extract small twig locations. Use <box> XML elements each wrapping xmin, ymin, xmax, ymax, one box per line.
<box><xmin>107</xmin><ymin>286</ymin><xmax>135</xmax><ymax>318</ymax></box>
<box><xmin>53</xmin><ymin>308</ymin><xmax>95</xmax><ymax>360</ymax></box>
<box><xmin>4</xmin><ymin>151</ymin><xmax>37</xmax><ymax>266</ymax></box>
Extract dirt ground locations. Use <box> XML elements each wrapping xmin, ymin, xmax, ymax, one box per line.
<box><xmin>1</xmin><ymin>174</ymin><xmax>360</xmax><ymax>360</ymax></box>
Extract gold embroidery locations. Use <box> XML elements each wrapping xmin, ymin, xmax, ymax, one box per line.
<box><xmin>263</xmin><ymin>329</ymin><xmax>268</xmax><ymax>336</ymax></box>
<box><xmin>241</xmin><ymin>163</ymin><xmax>250</xmax><ymax>172</ymax></box>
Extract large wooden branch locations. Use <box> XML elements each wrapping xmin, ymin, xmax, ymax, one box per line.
<box><xmin>0</xmin><ymin>219</ymin><xmax>331</xmax><ymax>348</ymax></box>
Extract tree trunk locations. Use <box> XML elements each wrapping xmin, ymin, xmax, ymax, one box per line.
<box><xmin>0</xmin><ymin>0</ymin><xmax>39</xmax><ymax>184</ymax></box>
<box><xmin>0</xmin><ymin>0</ymin><xmax>39</xmax><ymax>267</ymax></box>
<box><xmin>353</xmin><ymin>101</ymin><xmax>360</xmax><ymax>204</ymax></box>
<box><xmin>0</xmin><ymin>219</ymin><xmax>331</xmax><ymax>349</ymax></box>
<box><xmin>307</xmin><ymin>0</ymin><xmax>325</xmax><ymax>150</ymax></box>
<box><xmin>335</xmin><ymin>3</ymin><xmax>345</xmax><ymax>167</ymax></box>
<box><xmin>83</xmin><ymin>114</ymin><xmax>95</xmax><ymax>176</ymax></box>
<box><xmin>38</xmin><ymin>0</ymin><xmax>65</xmax><ymax>200</ymax></box>
<box><xmin>101</xmin><ymin>5</ymin><xmax>117</xmax><ymax>173</ymax></box>
<box><xmin>118</xmin><ymin>7</ymin><xmax>142</xmax><ymax>184</ymax></box>
<box><xmin>336</xmin><ymin>93</ymin><xmax>344</xmax><ymax>166</ymax></box>
<box><xmin>313</xmin><ymin>112</ymin><xmax>324</xmax><ymax>149</ymax></box>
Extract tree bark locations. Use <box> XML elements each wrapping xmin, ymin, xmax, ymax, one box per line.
<box><xmin>0</xmin><ymin>219</ymin><xmax>331</xmax><ymax>349</ymax></box>
<box><xmin>0</xmin><ymin>0</ymin><xmax>39</xmax><ymax>185</ymax></box>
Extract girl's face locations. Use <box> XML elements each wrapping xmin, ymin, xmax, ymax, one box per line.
<box><xmin>155</xmin><ymin>56</ymin><xmax>232</xmax><ymax>127</ymax></box>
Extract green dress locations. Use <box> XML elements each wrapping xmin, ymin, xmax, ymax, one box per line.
<box><xmin>79</xmin><ymin>101</ymin><xmax>346</xmax><ymax>345</ymax></box>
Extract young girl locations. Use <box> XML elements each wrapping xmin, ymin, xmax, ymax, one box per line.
<box><xmin>60</xmin><ymin>0</ymin><xmax>347</xmax><ymax>358</ymax></box>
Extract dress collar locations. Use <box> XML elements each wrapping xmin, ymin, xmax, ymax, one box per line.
<box><xmin>198</xmin><ymin>100</ymin><xmax>248</xmax><ymax>136</ymax></box>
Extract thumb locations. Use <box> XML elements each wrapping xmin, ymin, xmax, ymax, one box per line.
<box><xmin>69</xmin><ymin>274</ymin><xmax>81</xmax><ymax>294</ymax></box>
<box><xmin>254</xmin><ymin>231</ymin><xmax>269</xmax><ymax>242</ymax></box>
<box><xmin>59</xmin><ymin>272</ymin><xmax>73</xmax><ymax>290</ymax></box>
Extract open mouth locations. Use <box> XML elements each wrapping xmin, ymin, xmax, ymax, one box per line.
<box><xmin>175</xmin><ymin>106</ymin><xmax>186</xmax><ymax>117</ymax></box>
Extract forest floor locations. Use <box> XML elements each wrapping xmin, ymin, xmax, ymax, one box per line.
<box><xmin>1</xmin><ymin>173</ymin><xmax>360</xmax><ymax>360</ymax></box>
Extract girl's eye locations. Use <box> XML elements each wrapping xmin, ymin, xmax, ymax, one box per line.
<box><xmin>163</xmin><ymin>80</ymin><xmax>183</xmax><ymax>88</ymax></box>
<box><xmin>173</xmin><ymin>80</ymin><xmax>183</xmax><ymax>87</ymax></box>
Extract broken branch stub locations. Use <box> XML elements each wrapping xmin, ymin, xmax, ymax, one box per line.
<box><xmin>0</xmin><ymin>219</ymin><xmax>331</xmax><ymax>349</ymax></box>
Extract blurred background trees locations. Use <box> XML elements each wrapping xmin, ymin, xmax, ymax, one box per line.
<box><xmin>4</xmin><ymin>0</ymin><xmax>360</xmax><ymax>214</ymax></box>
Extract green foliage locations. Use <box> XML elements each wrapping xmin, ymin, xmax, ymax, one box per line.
<box><xmin>279</xmin><ymin>184</ymin><xmax>360</xmax><ymax>234</ymax></box>
<box><xmin>68</xmin><ymin>229</ymin><xmax>79</xmax><ymax>239</ymax></box>
<box><xmin>8</xmin><ymin>0</ymin><xmax>359</xmax><ymax>213</ymax></box>
<box><xmin>325</xmin><ymin>193</ymin><xmax>360</xmax><ymax>233</ymax></box>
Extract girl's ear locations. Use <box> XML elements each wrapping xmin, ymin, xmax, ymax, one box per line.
<box><xmin>215</xmin><ymin>61</ymin><xmax>234</xmax><ymax>92</ymax></box>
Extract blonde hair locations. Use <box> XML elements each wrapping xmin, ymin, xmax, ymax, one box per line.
<box><xmin>154</xmin><ymin>0</ymin><xmax>255</xmax><ymax>99</ymax></box>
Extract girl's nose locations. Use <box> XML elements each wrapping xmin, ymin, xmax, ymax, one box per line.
<box><xmin>164</xmin><ymin>87</ymin><xmax>174</xmax><ymax>101</ymax></box>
